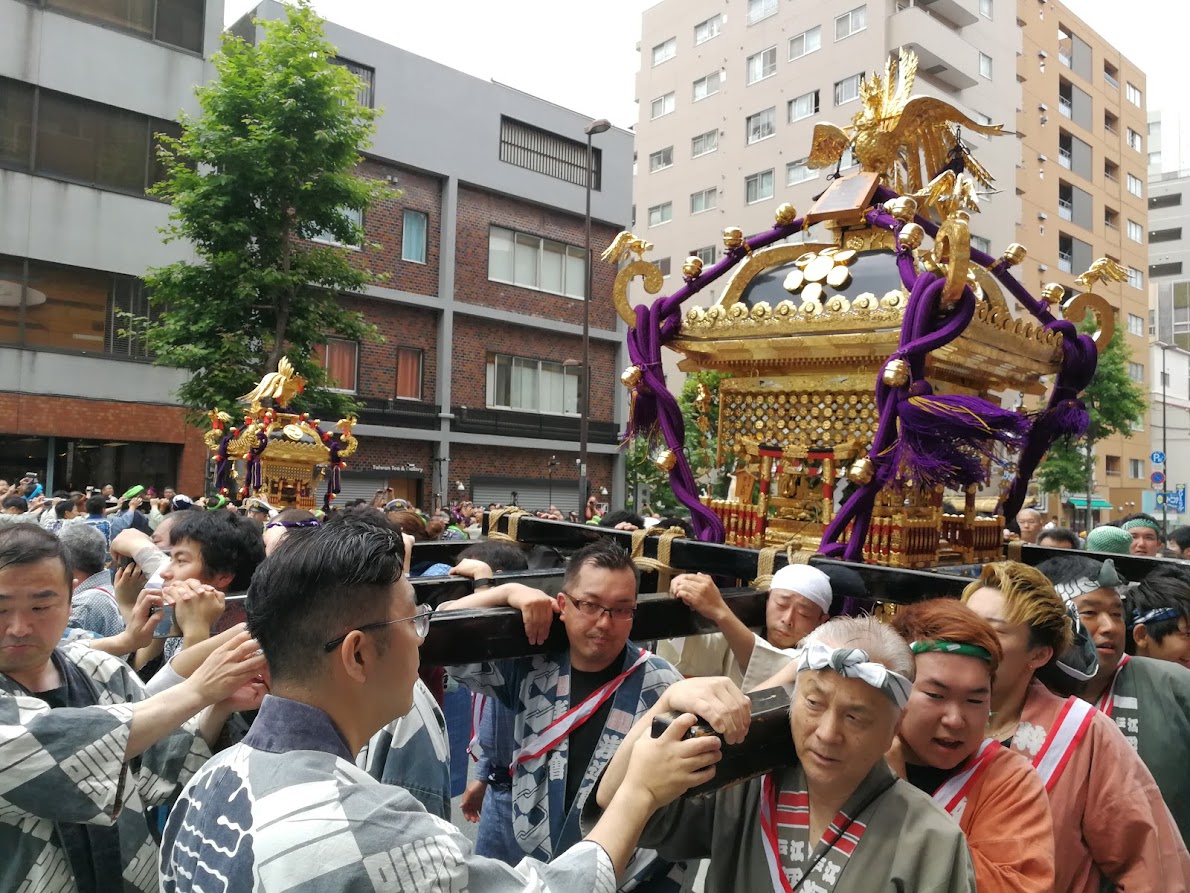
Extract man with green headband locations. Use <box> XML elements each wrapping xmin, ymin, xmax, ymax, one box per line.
<box><xmin>1039</xmin><ymin>554</ymin><xmax>1190</xmax><ymax>843</ymax></box>
<box><xmin>1118</xmin><ymin>512</ymin><xmax>1164</xmax><ymax>557</ymax></box>
<box><xmin>592</xmin><ymin>616</ymin><xmax>976</xmax><ymax>892</ymax></box>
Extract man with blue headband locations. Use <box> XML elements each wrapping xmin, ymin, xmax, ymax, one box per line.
<box><xmin>1039</xmin><ymin>554</ymin><xmax>1190</xmax><ymax>843</ymax></box>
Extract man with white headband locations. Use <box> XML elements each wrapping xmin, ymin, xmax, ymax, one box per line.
<box><xmin>591</xmin><ymin>616</ymin><xmax>976</xmax><ymax>892</ymax></box>
<box><xmin>1039</xmin><ymin>554</ymin><xmax>1190</xmax><ymax>843</ymax></box>
<box><xmin>964</xmin><ymin>561</ymin><xmax>1188</xmax><ymax>891</ymax></box>
<box><xmin>661</xmin><ymin>563</ymin><xmax>833</xmax><ymax>685</ymax></box>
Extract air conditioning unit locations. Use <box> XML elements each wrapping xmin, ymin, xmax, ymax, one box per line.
<box><xmin>1039</xmin><ymin>264</ymin><xmax>1049</xmax><ymax>272</ymax></box>
<box><xmin>1038</xmin><ymin>154</ymin><xmax>1047</xmax><ymax>162</ymax></box>
<box><xmin>1039</xmin><ymin>103</ymin><xmax>1048</xmax><ymax>111</ymax></box>
<box><xmin>1038</xmin><ymin>50</ymin><xmax>1048</xmax><ymax>59</ymax></box>
<box><xmin>1038</xmin><ymin>212</ymin><xmax>1048</xmax><ymax>220</ymax></box>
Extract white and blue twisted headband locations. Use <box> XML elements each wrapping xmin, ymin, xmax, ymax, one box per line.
<box><xmin>797</xmin><ymin>640</ymin><xmax>913</xmax><ymax>709</ymax></box>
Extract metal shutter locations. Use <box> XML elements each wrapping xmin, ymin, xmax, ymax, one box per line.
<box><xmin>471</xmin><ymin>479</ymin><xmax>580</xmax><ymax>515</ymax></box>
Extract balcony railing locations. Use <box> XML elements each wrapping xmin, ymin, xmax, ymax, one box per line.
<box><xmin>1058</xmin><ymin>251</ymin><xmax>1073</xmax><ymax>273</ymax></box>
<box><xmin>451</xmin><ymin>406</ymin><xmax>620</xmax><ymax>444</ymax></box>
<box><xmin>1058</xmin><ymin>148</ymin><xmax>1072</xmax><ymax>169</ymax></box>
<box><xmin>1058</xmin><ymin>51</ymin><xmax>1072</xmax><ymax>68</ymax></box>
<box><xmin>353</xmin><ymin>397</ymin><xmax>442</xmax><ymax>430</ymax></box>
<box><xmin>1058</xmin><ymin>198</ymin><xmax>1073</xmax><ymax>221</ymax></box>
<box><xmin>1059</xmin><ymin>97</ymin><xmax>1073</xmax><ymax>118</ymax></box>
<box><xmin>1104</xmin><ymin>71</ymin><xmax>1119</xmax><ymax>89</ymax></box>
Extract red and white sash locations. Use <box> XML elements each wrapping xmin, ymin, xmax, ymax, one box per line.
<box><xmin>1031</xmin><ymin>696</ymin><xmax>1095</xmax><ymax>792</ymax></box>
<box><xmin>1094</xmin><ymin>654</ymin><xmax>1131</xmax><ymax>717</ymax></box>
<box><xmin>759</xmin><ymin>775</ymin><xmax>867</xmax><ymax>892</ymax></box>
<box><xmin>932</xmin><ymin>738</ymin><xmax>1000</xmax><ymax>815</ymax></box>
<box><xmin>512</xmin><ymin>649</ymin><xmax>650</xmax><ymax>769</ymax></box>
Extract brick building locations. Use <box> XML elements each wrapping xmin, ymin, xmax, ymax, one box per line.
<box><xmin>0</xmin><ymin>0</ymin><xmax>633</xmax><ymax>513</ymax></box>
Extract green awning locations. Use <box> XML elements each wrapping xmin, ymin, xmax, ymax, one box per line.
<box><xmin>1066</xmin><ymin>496</ymin><xmax>1113</xmax><ymax>509</ymax></box>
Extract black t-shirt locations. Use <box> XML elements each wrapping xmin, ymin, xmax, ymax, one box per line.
<box><xmin>36</xmin><ymin>686</ymin><xmax>68</xmax><ymax>709</ymax></box>
<box><xmin>564</xmin><ymin>648</ymin><xmax>627</xmax><ymax>813</ymax></box>
<box><xmin>904</xmin><ymin>760</ymin><xmax>961</xmax><ymax>797</ymax></box>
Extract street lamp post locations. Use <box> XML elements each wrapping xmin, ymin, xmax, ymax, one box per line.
<box><xmin>580</xmin><ymin>117</ymin><xmax>612</xmax><ymax>517</ymax></box>
<box><xmin>1158</xmin><ymin>342</ymin><xmax>1170</xmax><ymax>532</ymax></box>
<box><xmin>547</xmin><ymin>455</ymin><xmax>558</xmax><ymax>508</ymax></box>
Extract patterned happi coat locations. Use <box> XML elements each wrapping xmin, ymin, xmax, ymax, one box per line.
<box><xmin>0</xmin><ymin>640</ymin><xmax>210</xmax><ymax>892</ymax></box>
<box><xmin>357</xmin><ymin>678</ymin><xmax>453</xmax><ymax>820</ymax></box>
<box><xmin>450</xmin><ymin>644</ymin><xmax>685</xmax><ymax>891</ymax></box>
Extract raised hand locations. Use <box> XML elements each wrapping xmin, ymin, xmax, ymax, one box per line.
<box><xmin>669</xmin><ymin>573</ymin><xmax>729</xmax><ymax>622</ymax></box>
<box><xmin>657</xmin><ymin>676</ymin><xmax>752</xmax><ymax>745</ymax></box>
<box><xmin>507</xmin><ymin>585</ymin><xmax>561</xmax><ymax>645</ymax></box>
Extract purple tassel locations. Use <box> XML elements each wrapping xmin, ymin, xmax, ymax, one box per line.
<box><xmin>1035</xmin><ymin>397</ymin><xmax>1089</xmax><ymax>440</ymax></box>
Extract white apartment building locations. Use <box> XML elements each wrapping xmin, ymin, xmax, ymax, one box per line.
<box><xmin>632</xmin><ymin>0</ymin><xmax>1019</xmax><ymax>311</ymax></box>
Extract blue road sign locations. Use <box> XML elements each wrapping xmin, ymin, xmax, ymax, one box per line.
<box><xmin>1172</xmin><ymin>485</ymin><xmax>1187</xmax><ymax>514</ymax></box>
<box><xmin>1152</xmin><ymin>471</ymin><xmax>1166</xmax><ymax>485</ymax></box>
<box><xmin>1151</xmin><ymin>451</ymin><xmax>1167</xmax><ymax>464</ymax></box>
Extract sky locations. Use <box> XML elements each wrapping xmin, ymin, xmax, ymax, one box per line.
<box><xmin>223</xmin><ymin>0</ymin><xmax>1188</xmax><ymax>165</ymax></box>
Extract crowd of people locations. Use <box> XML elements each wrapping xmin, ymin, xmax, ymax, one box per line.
<box><xmin>2</xmin><ymin>476</ymin><xmax>1189</xmax><ymax>891</ymax></box>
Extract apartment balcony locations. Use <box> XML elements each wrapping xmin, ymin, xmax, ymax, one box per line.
<box><xmin>353</xmin><ymin>397</ymin><xmax>442</xmax><ymax>430</ymax></box>
<box><xmin>887</xmin><ymin>6</ymin><xmax>979</xmax><ymax>91</ymax></box>
<box><xmin>894</xmin><ymin>0</ymin><xmax>979</xmax><ymax>28</ymax></box>
<box><xmin>450</xmin><ymin>406</ymin><xmax>620</xmax><ymax>444</ymax></box>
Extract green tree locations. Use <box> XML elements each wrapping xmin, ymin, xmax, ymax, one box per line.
<box><xmin>1037</xmin><ymin>318</ymin><xmax>1147</xmax><ymax>523</ymax></box>
<box><xmin>139</xmin><ymin>0</ymin><xmax>392</xmax><ymax>422</ymax></box>
<box><xmin>625</xmin><ymin>370</ymin><xmax>732</xmax><ymax>512</ymax></box>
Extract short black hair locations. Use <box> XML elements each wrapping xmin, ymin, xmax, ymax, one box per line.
<box><xmin>456</xmin><ymin>541</ymin><xmax>529</xmax><ymax>573</ymax></box>
<box><xmin>599</xmin><ymin>509</ymin><xmax>644</xmax><ymax>529</ymax></box>
<box><xmin>85</xmin><ymin>494</ymin><xmax>107</xmax><ymax>515</ymax></box>
<box><xmin>1037</xmin><ymin>527</ymin><xmax>1081</xmax><ymax>549</ymax></box>
<box><xmin>1168</xmin><ymin>526</ymin><xmax>1190</xmax><ymax>552</ymax></box>
<box><xmin>169</xmin><ymin>510</ymin><xmax>265</xmax><ymax>591</ymax></box>
<box><xmin>1129</xmin><ymin>564</ymin><xmax>1190</xmax><ymax>646</ymax></box>
<box><xmin>247</xmin><ymin>516</ymin><xmax>406</xmax><ymax>684</ymax></box>
<box><xmin>656</xmin><ymin>517</ymin><xmax>694</xmax><ymax>538</ymax></box>
<box><xmin>1036</xmin><ymin>554</ymin><xmax>1115</xmax><ymax>589</ymax></box>
<box><xmin>0</xmin><ymin>524</ymin><xmax>72</xmax><ymax>589</ymax></box>
<box><xmin>3</xmin><ymin>495</ymin><xmax>28</xmax><ymax>512</ymax></box>
<box><xmin>562</xmin><ymin>538</ymin><xmax>637</xmax><ymax>595</ymax></box>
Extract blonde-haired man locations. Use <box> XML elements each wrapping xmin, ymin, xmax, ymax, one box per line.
<box><xmin>591</xmin><ymin>616</ymin><xmax>976</xmax><ymax>892</ymax></box>
<box><xmin>963</xmin><ymin>561</ymin><xmax>1189</xmax><ymax>892</ymax></box>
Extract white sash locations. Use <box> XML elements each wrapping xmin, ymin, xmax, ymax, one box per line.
<box><xmin>467</xmin><ymin>693</ymin><xmax>486</xmax><ymax>761</ymax></box>
<box><xmin>512</xmin><ymin>649</ymin><xmax>650</xmax><ymax>768</ymax></box>
<box><xmin>1031</xmin><ymin>696</ymin><xmax>1095</xmax><ymax>792</ymax></box>
<box><xmin>1094</xmin><ymin>654</ymin><xmax>1131</xmax><ymax>717</ymax></box>
<box><xmin>932</xmin><ymin>738</ymin><xmax>1000</xmax><ymax>815</ymax></box>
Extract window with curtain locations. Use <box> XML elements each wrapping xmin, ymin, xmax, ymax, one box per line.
<box><xmin>395</xmin><ymin>347</ymin><xmax>422</xmax><ymax>400</ymax></box>
<box><xmin>316</xmin><ymin>338</ymin><xmax>358</xmax><ymax>392</ymax></box>
<box><xmin>402</xmin><ymin>210</ymin><xmax>428</xmax><ymax>263</ymax></box>
<box><xmin>486</xmin><ymin>354</ymin><xmax>580</xmax><ymax>414</ymax></box>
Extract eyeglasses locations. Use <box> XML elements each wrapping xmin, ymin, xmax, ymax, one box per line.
<box><xmin>322</xmin><ymin>603</ymin><xmax>433</xmax><ymax>652</ymax></box>
<box><xmin>565</xmin><ymin>593</ymin><xmax>636</xmax><ymax>622</ymax></box>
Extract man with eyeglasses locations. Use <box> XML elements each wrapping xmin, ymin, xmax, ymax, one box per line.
<box><xmin>442</xmin><ymin>538</ymin><xmax>689</xmax><ymax>891</ymax></box>
<box><xmin>161</xmin><ymin>519</ymin><xmax>722</xmax><ymax>892</ymax></box>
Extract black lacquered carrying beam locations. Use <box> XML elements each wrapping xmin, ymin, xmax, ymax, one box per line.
<box><xmin>411</xmin><ymin>569</ymin><xmax>565</xmax><ymax>607</ymax></box>
<box><xmin>1009</xmin><ymin>542</ymin><xmax>1177</xmax><ymax>581</ymax></box>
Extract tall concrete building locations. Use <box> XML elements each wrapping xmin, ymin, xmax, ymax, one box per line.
<box><xmin>1018</xmin><ymin>1</ymin><xmax>1149</xmax><ymax>523</ymax></box>
<box><xmin>0</xmin><ymin>0</ymin><xmax>222</xmax><ymax>495</ymax></box>
<box><xmin>633</xmin><ymin>0</ymin><xmax>1149</xmax><ymax>523</ymax></box>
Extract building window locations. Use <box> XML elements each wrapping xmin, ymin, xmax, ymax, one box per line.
<box><xmin>1104</xmin><ymin>109</ymin><xmax>1119</xmax><ymax>135</ymax></box>
<box><xmin>692</xmin><ymin>130</ymin><xmax>718</xmax><ymax>157</ymax></box>
<box><xmin>1128</xmin><ymin>362</ymin><xmax>1145</xmax><ymax>383</ymax></box>
<box><xmin>690</xmin><ymin>188</ymin><xmax>717</xmax><ymax>214</ymax></box>
<box><xmin>1105</xmin><ymin>455</ymin><xmax>1121</xmax><ymax>475</ymax></box>
<box><xmin>395</xmin><ymin>347</ymin><xmax>423</xmax><ymax>400</ymax></box>
<box><xmin>401</xmin><ymin>210</ymin><xmax>428</xmax><ymax>263</ymax></box>
<box><xmin>1150</xmin><ymin>227</ymin><xmax>1182</xmax><ymax>243</ymax></box>
<box><xmin>1127</xmin><ymin>128</ymin><xmax>1143</xmax><ymax>152</ymax></box>
<box><xmin>652</xmin><ymin>37</ymin><xmax>676</xmax><ymax>66</ymax></box>
<box><xmin>657</xmin><ymin>257</ymin><xmax>672</xmax><ymax>277</ymax></box>
<box><xmin>1127</xmin><ymin>267</ymin><xmax>1144</xmax><ymax>289</ymax></box>
<box><xmin>694</xmin><ymin>246</ymin><xmax>716</xmax><ymax>265</ymax></box>
<box><xmin>1150</xmin><ymin>192</ymin><xmax>1183</xmax><ymax>210</ymax></box>
<box><xmin>1126</xmin><ymin>82</ymin><xmax>1142</xmax><ymax>106</ymax></box>
<box><xmin>488</xmin><ymin>226</ymin><xmax>587</xmax><ymax>299</ymax></box>
<box><xmin>0</xmin><ymin>79</ymin><xmax>181</xmax><ymax>199</ymax></box>
<box><xmin>486</xmin><ymin>354</ymin><xmax>580</xmax><ymax>415</ymax></box>
<box><xmin>971</xmin><ymin>235</ymin><xmax>991</xmax><ymax>254</ymax></box>
<box><xmin>312</xmin><ymin>207</ymin><xmax>363</xmax><ymax>249</ymax></box>
<box><xmin>788</xmin><ymin>90</ymin><xmax>820</xmax><ymax>122</ymax></box>
<box><xmin>747</xmin><ymin>47</ymin><xmax>778</xmax><ymax>84</ymax></box>
<box><xmin>330</xmin><ymin>57</ymin><xmax>375</xmax><ymax>108</ymax></box>
<box><xmin>835</xmin><ymin>6</ymin><xmax>866</xmax><ymax>41</ymax></box>
<box><xmin>745</xmin><ymin>169</ymin><xmax>775</xmax><ymax>204</ymax></box>
<box><xmin>46</xmin><ymin>0</ymin><xmax>204</xmax><ymax>53</ymax></box>
<box><xmin>1104</xmin><ymin>61</ymin><xmax>1119</xmax><ymax>89</ymax></box>
<box><xmin>651</xmin><ymin>92</ymin><xmax>676</xmax><ymax>119</ymax></box>
<box><xmin>499</xmin><ymin>117</ymin><xmax>600</xmax><ymax>190</ymax></box>
<box><xmin>1127</xmin><ymin>174</ymin><xmax>1144</xmax><ymax>197</ymax></box>
<box><xmin>834</xmin><ymin>74</ymin><xmax>862</xmax><ymax>106</ymax></box>
<box><xmin>1104</xmin><ymin>159</ymin><xmax>1119</xmax><ymax>183</ymax></box>
<box><xmin>694</xmin><ymin>14</ymin><xmax>722</xmax><ymax>45</ymax></box>
<box><xmin>692</xmin><ymin>72</ymin><xmax>722</xmax><ymax>101</ymax></box>
<box><xmin>979</xmin><ymin>0</ymin><xmax>992</xmax><ymax>17</ymax></box>
<box><xmin>1104</xmin><ymin>206</ymin><xmax>1119</xmax><ymax>230</ymax></box>
<box><xmin>1128</xmin><ymin>313</ymin><xmax>1145</xmax><ymax>336</ymax></box>
<box><xmin>747</xmin><ymin>0</ymin><xmax>778</xmax><ymax>26</ymax></box>
<box><xmin>1126</xmin><ymin>219</ymin><xmax>1143</xmax><ymax>243</ymax></box>
<box><xmin>786</xmin><ymin>158</ymin><xmax>816</xmax><ymax>185</ymax></box>
<box><xmin>1129</xmin><ymin>458</ymin><xmax>1144</xmax><ymax>479</ymax></box>
<box><xmin>647</xmin><ymin>202</ymin><xmax>673</xmax><ymax>227</ymax></box>
<box><xmin>649</xmin><ymin>146</ymin><xmax>674</xmax><ymax>173</ymax></box>
<box><xmin>746</xmin><ymin>108</ymin><xmax>777</xmax><ymax>144</ymax></box>
<box><xmin>316</xmin><ymin>338</ymin><xmax>359</xmax><ymax>393</ymax></box>
<box><xmin>1151</xmin><ymin>262</ymin><xmax>1184</xmax><ymax>277</ymax></box>
<box><xmin>978</xmin><ymin>52</ymin><xmax>993</xmax><ymax>79</ymax></box>
<box><xmin>789</xmin><ymin>26</ymin><xmax>821</xmax><ymax>60</ymax></box>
